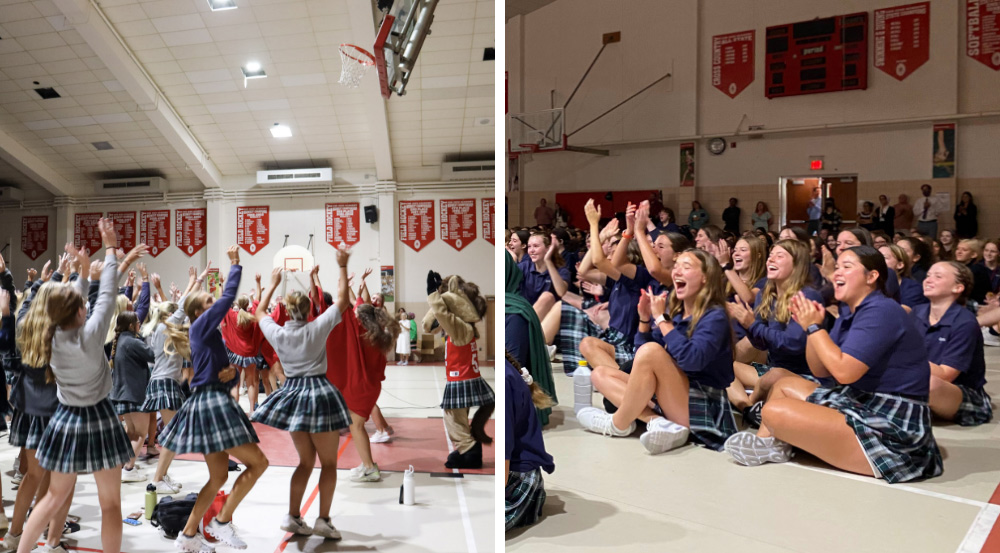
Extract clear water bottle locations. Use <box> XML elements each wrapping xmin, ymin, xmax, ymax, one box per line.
<box><xmin>573</xmin><ymin>360</ymin><xmax>592</xmax><ymax>414</ymax></box>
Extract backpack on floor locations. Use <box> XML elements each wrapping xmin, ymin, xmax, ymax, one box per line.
<box><xmin>150</xmin><ymin>493</ymin><xmax>198</xmax><ymax>540</ymax></box>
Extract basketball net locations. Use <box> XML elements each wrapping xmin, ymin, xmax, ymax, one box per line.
<box><xmin>338</xmin><ymin>44</ymin><xmax>375</xmax><ymax>88</ymax></box>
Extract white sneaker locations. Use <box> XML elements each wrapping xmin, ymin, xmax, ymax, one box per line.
<box><xmin>576</xmin><ymin>407</ymin><xmax>635</xmax><ymax>437</ymax></box>
<box><xmin>370</xmin><ymin>430</ymin><xmax>391</xmax><ymax>443</ymax></box>
<box><xmin>546</xmin><ymin>344</ymin><xmax>557</xmax><ymax>360</ymax></box>
<box><xmin>0</xmin><ymin>532</ymin><xmax>19</xmax><ymax>552</ymax></box>
<box><xmin>401</xmin><ymin>360</ymin><xmax>408</xmax><ymax>366</ymax></box>
<box><xmin>982</xmin><ymin>327</ymin><xmax>1000</xmax><ymax>347</ymax></box>
<box><xmin>11</xmin><ymin>469</ymin><xmax>22</xmax><ymax>485</ymax></box>
<box><xmin>175</xmin><ymin>533</ymin><xmax>208</xmax><ymax>552</ymax></box>
<box><xmin>204</xmin><ymin>519</ymin><xmax>247</xmax><ymax>550</ymax></box>
<box><xmin>350</xmin><ymin>463</ymin><xmax>381</xmax><ymax>482</ymax></box>
<box><xmin>279</xmin><ymin>514</ymin><xmax>312</xmax><ymax>535</ymax></box>
<box><xmin>163</xmin><ymin>473</ymin><xmax>182</xmax><ymax>489</ymax></box>
<box><xmin>724</xmin><ymin>431</ymin><xmax>794</xmax><ymax>466</ymax></box>
<box><xmin>311</xmin><ymin>517</ymin><xmax>342</xmax><ymax>540</ymax></box>
<box><xmin>154</xmin><ymin>479</ymin><xmax>180</xmax><ymax>494</ymax></box>
<box><xmin>639</xmin><ymin>417</ymin><xmax>690</xmax><ymax>455</ymax></box>
<box><xmin>121</xmin><ymin>467</ymin><xmax>146</xmax><ymax>482</ymax></box>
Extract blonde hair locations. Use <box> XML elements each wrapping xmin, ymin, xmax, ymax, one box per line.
<box><xmin>668</xmin><ymin>249</ymin><xmax>730</xmax><ymax>338</ymax></box>
<box><xmin>163</xmin><ymin>320</ymin><xmax>191</xmax><ymax>360</ymax></box>
<box><xmin>727</xmin><ymin>237</ymin><xmax>767</xmax><ymax>298</ymax></box>
<box><xmin>235</xmin><ymin>295</ymin><xmax>255</xmax><ymax>327</ymax></box>
<box><xmin>884</xmin><ymin>244</ymin><xmax>911</xmax><ymax>279</ymax></box>
<box><xmin>16</xmin><ymin>284</ymin><xmax>58</xmax><ymax>381</ymax></box>
<box><xmin>142</xmin><ymin>301</ymin><xmax>177</xmax><ymax>338</ymax></box>
<box><xmin>283</xmin><ymin>291</ymin><xmax>311</xmax><ymax>322</ymax></box>
<box><xmin>36</xmin><ymin>283</ymin><xmax>87</xmax><ymax>369</ymax></box>
<box><xmin>505</xmin><ymin>350</ymin><xmax>554</xmax><ymax>409</ymax></box>
<box><xmin>959</xmin><ymin>238</ymin><xmax>983</xmax><ymax>260</ymax></box>
<box><xmin>105</xmin><ymin>294</ymin><xmax>129</xmax><ymax>345</ymax></box>
<box><xmin>756</xmin><ymin>240</ymin><xmax>812</xmax><ymax>325</ymax></box>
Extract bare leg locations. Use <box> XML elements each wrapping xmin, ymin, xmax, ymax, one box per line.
<box><xmin>763</xmin><ymin>375</ymin><xmax>819</xmax><ymax>403</ymax></box>
<box><xmin>245</xmin><ymin>364</ymin><xmax>259</xmax><ymax>412</ymax></box>
<box><xmin>540</xmin><ymin>301</ymin><xmax>563</xmax><ymax>345</ymax></box>
<box><xmin>181</xmin><ymin>452</ymin><xmax>229</xmax><ymax>538</ymax></box>
<box><xmin>348</xmin><ymin>412</ymin><xmax>375</xmax><ymax>469</ymax></box>
<box><xmin>147</xmin><ymin>412</ymin><xmax>160</xmax><ymax>455</ymax></box>
<box><xmin>309</xmin><ymin>432</ymin><xmax>341</xmax><ymax>520</ymax></box>
<box><xmin>928</xmin><ymin>375</ymin><xmax>964</xmax><ymax>421</ymax></box>
<box><xmin>533</xmin><ymin>291</ymin><xmax>556</xmax><ymax>320</ymax></box>
<box><xmin>260</xmin><ymin>370</ymin><xmax>273</xmax><ymax>395</ymax></box>
<box><xmin>153</xmin><ymin>409</ymin><xmax>177</xmax><ymax>483</ymax></box>
<box><xmin>590</xmin><ymin>367</ymin><xmax>659</xmax><ymax>423</ymax></box>
<box><xmin>288</xmin><ymin>432</ymin><xmax>316</xmax><ymax>518</ymax></box>
<box><xmin>215</xmin><ymin>443</ymin><xmax>268</xmax><ymax>523</ymax></box>
<box><xmin>579</xmin><ymin>337</ymin><xmax>620</xmax><ymax>372</ymax></box>
<box><xmin>734</xmin><ymin>337</ymin><xmax>766</xmax><ymax>364</ymax></box>
<box><xmin>8</xmin><ymin>449</ymin><xmax>45</xmax><ymax>536</ymax></box>
<box><xmin>747</xmin><ymin>367</ymin><xmax>798</xmax><ymax>406</ymax></box>
<box><xmin>271</xmin><ymin>361</ymin><xmax>286</xmax><ymax>387</ymax></box>
<box><xmin>124</xmin><ymin>412</ymin><xmax>149</xmax><ymax>469</ymax></box>
<box><xmin>611</xmin><ymin>343</ymin><xmax>691</xmax><ymax>429</ymax></box>
<box><xmin>371</xmin><ymin>405</ymin><xmax>392</xmax><ymax>434</ymax></box>
<box><xmin>726</xmin><ymin>362</ymin><xmax>760</xmax><ymax>411</ymax></box>
<box><xmin>45</xmin><ymin>486</ymin><xmax>75</xmax><ymax>549</ymax></box>
<box><xmin>15</xmin><ymin>471</ymin><xmax>75</xmax><ymax>553</ymax></box>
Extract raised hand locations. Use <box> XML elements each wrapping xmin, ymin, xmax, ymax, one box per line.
<box><xmin>188</xmin><ymin>266</ymin><xmax>197</xmax><ymax>281</ymax></box>
<box><xmin>635</xmin><ymin>201</ymin><xmax>650</xmax><ymax>231</ymax></box>
<box><xmin>638</xmin><ymin>287</ymin><xmax>652</xmax><ymax>320</ymax></box>
<box><xmin>310</xmin><ymin>264</ymin><xmax>320</xmax><ymax>278</ymax></box>
<box><xmin>64</xmin><ymin>243</ymin><xmax>89</xmax><ymax>273</ymax></box>
<box><xmin>27</xmin><ymin>268</ymin><xmax>37</xmax><ymax>282</ymax></box>
<box><xmin>137</xmin><ymin>263</ymin><xmax>148</xmax><ymax>280</ymax></box>
<box><xmin>727</xmin><ymin>295</ymin><xmax>754</xmax><ymax>329</ymax></box>
<box><xmin>57</xmin><ymin>252</ymin><xmax>71</xmax><ymax>275</ymax></box>
<box><xmin>255</xmin><ymin>272</ymin><xmax>262</xmax><ymax>284</ymax></box>
<box><xmin>335</xmin><ymin>245</ymin><xmax>350</xmax><ymax>268</ymax></box>
<box><xmin>0</xmin><ymin>255</ymin><xmax>5</xmax><ymax>274</ymax></box>
<box><xmin>584</xmin><ymin>199</ymin><xmax>602</xmax><ymax>227</ymax></box>
<box><xmin>715</xmin><ymin>238</ymin><xmax>732</xmax><ymax>266</ymax></box>
<box><xmin>123</xmin><ymin>244</ymin><xmax>149</xmax><ymax>267</ymax></box>
<box><xmin>40</xmin><ymin>260</ymin><xmax>54</xmax><ymax>282</ymax></box>
<box><xmin>271</xmin><ymin>267</ymin><xmax>282</xmax><ymax>286</ymax></box>
<box><xmin>116</xmin><ymin>248</ymin><xmax>125</xmax><ymax>261</ymax></box>
<box><xmin>580</xmin><ymin>281</ymin><xmax>605</xmax><ymax>297</ymax></box>
<box><xmin>599</xmin><ymin>218</ymin><xmax>620</xmax><ymax>243</ymax></box>
<box><xmin>649</xmin><ymin>291</ymin><xmax>668</xmax><ymax>319</ymax></box>
<box><xmin>151</xmin><ymin>273</ymin><xmax>161</xmax><ymax>288</ymax></box>
<box><xmin>199</xmin><ymin>261</ymin><xmax>213</xmax><ymax>280</ymax></box>
<box><xmin>362</xmin><ymin>267</ymin><xmax>373</xmax><ymax>280</ymax></box>
<box><xmin>98</xmin><ymin>218</ymin><xmax>118</xmax><ymax>249</ymax></box>
<box><xmin>90</xmin><ymin>260</ymin><xmax>104</xmax><ymax>280</ymax></box>
<box><xmin>227</xmin><ymin>246</ymin><xmax>239</xmax><ymax>265</ymax></box>
<box><xmin>625</xmin><ymin>202</ymin><xmax>636</xmax><ymax>231</ymax></box>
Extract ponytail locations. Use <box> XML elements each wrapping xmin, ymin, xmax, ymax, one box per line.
<box><xmin>505</xmin><ymin>350</ymin><xmax>554</xmax><ymax>410</ymax></box>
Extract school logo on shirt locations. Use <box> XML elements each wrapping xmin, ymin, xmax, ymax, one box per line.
<box><xmin>938</xmin><ymin>337</ymin><xmax>947</xmax><ymax>342</ymax></box>
<box><xmin>449</xmin><ymin>370</ymin><xmax>460</xmax><ymax>377</ymax></box>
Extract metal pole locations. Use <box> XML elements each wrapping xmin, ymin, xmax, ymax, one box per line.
<box><xmin>563</xmin><ymin>43</ymin><xmax>607</xmax><ymax>110</ymax></box>
<box><xmin>568</xmin><ymin>72</ymin><xmax>672</xmax><ymax>138</ymax></box>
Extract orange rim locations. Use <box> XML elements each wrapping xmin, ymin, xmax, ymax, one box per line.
<box><xmin>339</xmin><ymin>44</ymin><xmax>376</xmax><ymax>66</ymax></box>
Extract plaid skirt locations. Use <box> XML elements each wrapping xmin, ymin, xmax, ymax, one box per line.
<box><xmin>140</xmin><ymin>378</ymin><xmax>187</xmax><ymax>413</ymax></box>
<box><xmin>685</xmin><ymin>381</ymin><xmax>738</xmax><ymax>451</ymax></box>
<box><xmin>505</xmin><ymin>468</ymin><xmax>546</xmax><ymax>532</ymax></box>
<box><xmin>807</xmin><ymin>385</ymin><xmax>943</xmax><ymax>483</ymax></box>
<box><xmin>35</xmin><ymin>399</ymin><xmax>133</xmax><ymax>474</ymax></box>
<box><xmin>954</xmin><ymin>385</ymin><xmax>993</xmax><ymax>427</ymax></box>
<box><xmin>9</xmin><ymin>409</ymin><xmax>51</xmax><ymax>450</ymax></box>
<box><xmin>441</xmin><ymin>377</ymin><xmax>495</xmax><ymax>409</ymax></box>
<box><xmin>112</xmin><ymin>400</ymin><xmax>143</xmax><ymax>416</ymax></box>
<box><xmin>250</xmin><ymin>376</ymin><xmax>350</xmax><ymax>433</ymax></box>
<box><xmin>159</xmin><ymin>384</ymin><xmax>258</xmax><ymax>455</ymax></box>
<box><xmin>226</xmin><ymin>351</ymin><xmax>258</xmax><ymax>369</ymax></box>
<box><xmin>559</xmin><ymin>304</ymin><xmax>634</xmax><ymax>375</ymax></box>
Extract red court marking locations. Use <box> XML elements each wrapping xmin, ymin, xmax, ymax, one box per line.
<box><xmin>979</xmin><ymin>479</ymin><xmax>1000</xmax><ymax>553</ymax></box>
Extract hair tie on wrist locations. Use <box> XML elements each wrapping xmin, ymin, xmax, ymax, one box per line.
<box><xmin>520</xmin><ymin>368</ymin><xmax>533</xmax><ymax>386</ymax></box>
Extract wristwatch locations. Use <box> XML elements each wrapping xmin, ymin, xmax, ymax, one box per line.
<box><xmin>806</xmin><ymin>324</ymin><xmax>823</xmax><ymax>335</ymax></box>
<box><xmin>654</xmin><ymin>314</ymin><xmax>667</xmax><ymax>326</ymax></box>
<box><xmin>721</xmin><ymin>262</ymin><xmax>734</xmax><ymax>271</ymax></box>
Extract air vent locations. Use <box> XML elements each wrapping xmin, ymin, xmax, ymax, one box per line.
<box><xmin>34</xmin><ymin>87</ymin><xmax>60</xmax><ymax>99</ymax></box>
<box><xmin>441</xmin><ymin>161</ymin><xmax>495</xmax><ymax>181</ymax></box>
<box><xmin>94</xmin><ymin>176</ymin><xmax>166</xmax><ymax>195</ymax></box>
<box><xmin>0</xmin><ymin>187</ymin><xmax>24</xmax><ymax>202</ymax></box>
<box><xmin>256</xmin><ymin>168</ymin><xmax>333</xmax><ymax>186</ymax></box>
<box><xmin>92</xmin><ymin>141</ymin><xmax>113</xmax><ymax>150</ymax></box>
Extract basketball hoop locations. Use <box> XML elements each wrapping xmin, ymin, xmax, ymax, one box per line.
<box><xmin>338</xmin><ymin>44</ymin><xmax>376</xmax><ymax>88</ymax></box>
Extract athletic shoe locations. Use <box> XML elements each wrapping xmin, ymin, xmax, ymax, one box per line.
<box><xmin>576</xmin><ymin>407</ymin><xmax>635</xmax><ymax>437</ymax></box>
<box><xmin>402</xmin><ymin>360</ymin><xmax>408</xmax><ymax>366</ymax></box>
<box><xmin>44</xmin><ymin>545</ymin><xmax>68</xmax><ymax>553</ymax></box>
<box><xmin>279</xmin><ymin>514</ymin><xmax>312</xmax><ymax>536</ymax></box>
<box><xmin>164</xmin><ymin>474</ymin><xmax>183</xmax><ymax>489</ymax></box>
<box><xmin>639</xmin><ymin>417</ymin><xmax>690</xmax><ymax>455</ymax></box>
<box><xmin>312</xmin><ymin>517</ymin><xmax>342</xmax><ymax>540</ymax></box>
<box><xmin>204</xmin><ymin>519</ymin><xmax>247</xmax><ymax>550</ymax></box>
<box><xmin>121</xmin><ymin>467</ymin><xmax>146</xmax><ymax>482</ymax></box>
<box><xmin>724</xmin><ymin>431</ymin><xmax>794</xmax><ymax>466</ymax></box>
<box><xmin>370</xmin><ymin>430</ymin><xmax>391</xmax><ymax>443</ymax></box>
<box><xmin>743</xmin><ymin>402</ymin><xmax>764</xmax><ymax>428</ymax></box>
<box><xmin>444</xmin><ymin>442</ymin><xmax>483</xmax><ymax>469</ymax></box>
<box><xmin>0</xmin><ymin>532</ymin><xmax>19</xmax><ymax>552</ymax></box>
<box><xmin>350</xmin><ymin>464</ymin><xmax>381</xmax><ymax>482</ymax></box>
<box><xmin>982</xmin><ymin>327</ymin><xmax>1000</xmax><ymax>347</ymax></box>
<box><xmin>154</xmin><ymin>479</ymin><xmax>180</xmax><ymax>494</ymax></box>
<box><xmin>11</xmin><ymin>469</ymin><xmax>22</xmax><ymax>485</ymax></box>
<box><xmin>0</xmin><ymin>509</ymin><xmax>7</xmax><ymax>530</ymax></box>
<box><xmin>546</xmin><ymin>344</ymin><xmax>557</xmax><ymax>361</ymax></box>
<box><xmin>175</xmin><ymin>533</ymin><xmax>208</xmax><ymax>552</ymax></box>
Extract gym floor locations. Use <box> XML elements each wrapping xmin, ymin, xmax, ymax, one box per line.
<box><xmin>506</xmin><ymin>351</ymin><xmax>1000</xmax><ymax>553</ymax></box>
<box><xmin>0</xmin><ymin>362</ymin><xmax>496</xmax><ymax>553</ymax></box>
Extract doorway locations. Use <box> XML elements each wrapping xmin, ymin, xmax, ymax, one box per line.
<box><xmin>780</xmin><ymin>174</ymin><xmax>858</xmax><ymax>232</ymax></box>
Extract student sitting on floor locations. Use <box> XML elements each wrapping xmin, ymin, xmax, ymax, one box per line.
<box><xmin>725</xmin><ymin>246</ymin><xmax>943</xmax><ymax>484</ymax></box>
<box><xmin>912</xmin><ymin>261</ymin><xmax>993</xmax><ymax>426</ymax></box>
<box><xmin>577</xmin><ymin>249</ymin><xmax>737</xmax><ymax>455</ymax></box>
<box><xmin>505</xmin><ymin>351</ymin><xmax>554</xmax><ymax>532</ymax></box>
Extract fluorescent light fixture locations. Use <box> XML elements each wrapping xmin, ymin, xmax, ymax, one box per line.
<box><xmin>208</xmin><ymin>0</ymin><xmax>237</xmax><ymax>11</ymax></box>
<box><xmin>270</xmin><ymin>124</ymin><xmax>292</xmax><ymax>138</ymax></box>
<box><xmin>241</xmin><ymin>62</ymin><xmax>265</xmax><ymax>88</ymax></box>
<box><xmin>245</xmin><ymin>61</ymin><xmax>261</xmax><ymax>72</ymax></box>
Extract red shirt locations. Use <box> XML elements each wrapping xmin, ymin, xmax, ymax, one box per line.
<box><xmin>445</xmin><ymin>337</ymin><xmax>480</xmax><ymax>382</ymax></box>
<box><xmin>220</xmin><ymin>309</ymin><xmax>261</xmax><ymax>357</ymax></box>
<box><xmin>326</xmin><ymin>308</ymin><xmax>385</xmax><ymax>419</ymax></box>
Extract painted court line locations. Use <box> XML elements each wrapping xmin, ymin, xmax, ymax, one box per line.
<box><xmin>433</xmin><ymin>369</ymin><xmax>478</xmax><ymax>553</ymax></box>
<box><xmin>956</xmin><ymin>504</ymin><xmax>1000</xmax><ymax>553</ymax></box>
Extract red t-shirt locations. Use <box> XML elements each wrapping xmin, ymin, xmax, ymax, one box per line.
<box><xmin>445</xmin><ymin>338</ymin><xmax>480</xmax><ymax>382</ymax></box>
<box><xmin>220</xmin><ymin>309</ymin><xmax>261</xmax><ymax>357</ymax></box>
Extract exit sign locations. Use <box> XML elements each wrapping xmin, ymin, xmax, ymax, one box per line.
<box><xmin>810</xmin><ymin>157</ymin><xmax>824</xmax><ymax>170</ymax></box>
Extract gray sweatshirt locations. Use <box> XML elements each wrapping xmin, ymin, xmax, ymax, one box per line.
<box><xmin>148</xmin><ymin>299</ymin><xmax>188</xmax><ymax>382</ymax></box>
<box><xmin>258</xmin><ymin>304</ymin><xmax>342</xmax><ymax>378</ymax></box>
<box><xmin>51</xmin><ymin>253</ymin><xmax>118</xmax><ymax>406</ymax></box>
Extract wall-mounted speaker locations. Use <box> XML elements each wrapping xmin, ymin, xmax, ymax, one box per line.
<box><xmin>364</xmin><ymin>205</ymin><xmax>378</xmax><ymax>223</ymax></box>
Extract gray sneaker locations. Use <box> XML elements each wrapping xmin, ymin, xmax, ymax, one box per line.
<box><xmin>279</xmin><ymin>514</ymin><xmax>312</xmax><ymax>535</ymax></box>
<box><xmin>312</xmin><ymin>517</ymin><xmax>342</xmax><ymax>540</ymax></box>
<box><xmin>724</xmin><ymin>431</ymin><xmax>794</xmax><ymax>466</ymax></box>
<box><xmin>350</xmin><ymin>464</ymin><xmax>381</xmax><ymax>482</ymax></box>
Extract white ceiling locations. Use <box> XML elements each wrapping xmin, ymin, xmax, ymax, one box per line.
<box><xmin>505</xmin><ymin>0</ymin><xmax>557</xmax><ymax>21</ymax></box>
<box><xmin>0</xmin><ymin>0</ymin><xmax>495</xmax><ymax>197</ymax></box>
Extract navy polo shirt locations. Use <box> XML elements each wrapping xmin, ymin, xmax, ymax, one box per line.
<box><xmin>885</xmin><ymin>268</ymin><xmax>901</xmax><ymax>303</ymax></box>
<box><xmin>505</xmin><ymin>313</ymin><xmax>531</xmax><ymax>369</ymax></box>
<box><xmin>635</xmin><ymin>306</ymin><xmax>734</xmax><ymax>389</ymax></box>
<box><xmin>829</xmin><ymin>292</ymin><xmax>930</xmax><ymax>396</ymax></box>
<box><xmin>747</xmin><ymin>286</ymin><xmax>824</xmax><ymax>375</ymax></box>
<box><xmin>505</xmin><ymin>361</ymin><xmax>555</xmax><ymax>474</ymax></box>
<box><xmin>899</xmin><ymin>277</ymin><xmax>929</xmax><ymax>308</ymax></box>
<box><xmin>730</xmin><ymin>276</ymin><xmax>767</xmax><ymax>341</ymax></box>
<box><xmin>518</xmin><ymin>257</ymin><xmax>570</xmax><ymax>305</ymax></box>
<box><xmin>606</xmin><ymin>265</ymin><xmax>651</xmax><ymax>339</ymax></box>
<box><xmin>911</xmin><ymin>302</ymin><xmax>986</xmax><ymax>389</ymax></box>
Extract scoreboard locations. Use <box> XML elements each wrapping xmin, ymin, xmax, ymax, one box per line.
<box><xmin>765</xmin><ymin>12</ymin><xmax>868</xmax><ymax>98</ymax></box>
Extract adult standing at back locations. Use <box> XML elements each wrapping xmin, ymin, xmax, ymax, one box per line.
<box><xmin>916</xmin><ymin>184</ymin><xmax>943</xmax><ymax>238</ymax></box>
<box><xmin>875</xmin><ymin>194</ymin><xmax>895</xmax><ymax>237</ymax></box>
<box><xmin>954</xmin><ymin>192</ymin><xmax>978</xmax><ymax>239</ymax></box>
<box><xmin>722</xmin><ymin>198</ymin><xmax>741</xmax><ymax>234</ymax></box>
<box><xmin>806</xmin><ymin>187</ymin><xmax>822</xmax><ymax>236</ymax></box>
<box><xmin>688</xmin><ymin>201</ymin><xmax>709</xmax><ymax>231</ymax></box>
<box><xmin>894</xmin><ymin>194</ymin><xmax>914</xmax><ymax>234</ymax></box>
<box><xmin>534</xmin><ymin>199</ymin><xmax>554</xmax><ymax>228</ymax></box>
<box><xmin>752</xmin><ymin>202</ymin><xmax>773</xmax><ymax>231</ymax></box>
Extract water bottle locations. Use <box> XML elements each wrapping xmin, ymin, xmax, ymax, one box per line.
<box><xmin>573</xmin><ymin>360</ymin><xmax>592</xmax><ymax>414</ymax></box>
<box><xmin>402</xmin><ymin>465</ymin><xmax>415</xmax><ymax>505</ymax></box>
<box><xmin>144</xmin><ymin>484</ymin><xmax>156</xmax><ymax>520</ymax></box>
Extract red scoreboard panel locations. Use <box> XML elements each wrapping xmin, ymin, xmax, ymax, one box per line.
<box><xmin>765</xmin><ymin>12</ymin><xmax>868</xmax><ymax>98</ymax></box>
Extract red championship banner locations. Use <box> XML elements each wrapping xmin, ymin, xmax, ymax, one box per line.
<box><xmin>712</xmin><ymin>30</ymin><xmax>754</xmax><ymax>98</ymax></box>
<box><xmin>175</xmin><ymin>208</ymin><xmax>207</xmax><ymax>257</ymax></box>
<box><xmin>440</xmin><ymin>199</ymin><xmax>476</xmax><ymax>251</ymax></box>
<box><xmin>236</xmin><ymin>206</ymin><xmax>269</xmax><ymax>254</ymax></box>
<box><xmin>968</xmin><ymin>0</ymin><xmax>1000</xmax><ymax>70</ymax></box>
<box><xmin>482</xmin><ymin>198</ymin><xmax>495</xmax><ymax>245</ymax></box>
<box><xmin>21</xmin><ymin>216</ymin><xmax>47</xmax><ymax>260</ymax></box>
<box><xmin>874</xmin><ymin>3</ymin><xmax>930</xmax><ymax>80</ymax></box>
<box><xmin>108</xmin><ymin>211</ymin><xmax>136</xmax><ymax>252</ymax></box>
<box><xmin>398</xmin><ymin>200</ymin><xmax>434</xmax><ymax>252</ymax></box>
<box><xmin>74</xmin><ymin>212</ymin><xmax>102</xmax><ymax>254</ymax></box>
<box><xmin>325</xmin><ymin>203</ymin><xmax>361</xmax><ymax>248</ymax></box>
<box><xmin>140</xmin><ymin>210</ymin><xmax>170</xmax><ymax>257</ymax></box>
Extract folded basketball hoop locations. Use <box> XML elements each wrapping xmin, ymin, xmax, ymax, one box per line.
<box><xmin>338</xmin><ymin>44</ymin><xmax>376</xmax><ymax>88</ymax></box>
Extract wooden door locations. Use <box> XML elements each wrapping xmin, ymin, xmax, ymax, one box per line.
<box><xmin>785</xmin><ymin>177</ymin><xmax>821</xmax><ymax>228</ymax></box>
<box><xmin>825</xmin><ymin>176</ymin><xmax>858</xmax><ymax>227</ymax></box>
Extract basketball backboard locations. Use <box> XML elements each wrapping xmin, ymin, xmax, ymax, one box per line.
<box><xmin>374</xmin><ymin>0</ymin><xmax>440</xmax><ymax>99</ymax></box>
<box><xmin>507</xmin><ymin>108</ymin><xmax>567</xmax><ymax>156</ymax></box>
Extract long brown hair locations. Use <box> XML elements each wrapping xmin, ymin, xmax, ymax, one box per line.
<box><xmin>16</xmin><ymin>283</ymin><xmax>57</xmax><ymax>382</ymax></box>
<box><xmin>32</xmin><ymin>283</ymin><xmax>87</xmax><ymax>370</ymax></box>
<box><xmin>356</xmin><ymin>303</ymin><xmax>400</xmax><ymax>353</ymax></box>
<box><xmin>727</xmin><ymin>236</ymin><xmax>767</xmax><ymax>298</ymax></box>
<box><xmin>756</xmin><ymin>239</ymin><xmax>811</xmax><ymax>324</ymax></box>
<box><xmin>110</xmin><ymin>311</ymin><xmax>138</xmax><ymax>368</ymax></box>
<box><xmin>283</xmin><ymin>291</ymin><xmax>311</xmax><ymax>322</ymax></box>
<box><xmin>529</xmin><ymin>232</ymin><xmax>565</xmax><ymax>268</ymax></box>
<box><xmin>668</xmin><ymin>249</ymin><xmax>729</xmax><ymax>338</ymax></box>
<box><xmin>504</xmin><ymin>350</ymin><xmax>554</xmax><ymax>409</ymax></box>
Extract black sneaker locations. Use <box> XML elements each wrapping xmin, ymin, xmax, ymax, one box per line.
<box><xmin>445</xmin><ymin>442</ymin><xmax>482</xmax><ymax>469</ymax></box>
<box><xmin>743</xmin><ymin>402</ymin><xmax>764</xmax><ymax>428</ymax></box>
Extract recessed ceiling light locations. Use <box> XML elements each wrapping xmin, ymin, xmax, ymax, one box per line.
<box><xmin>245</xmin><ymin>61</ymin><xmax>261</xmax><ymax>72</ymax></box>
<box><xmin>270</xmin><ymin>124</ymin><xmax>292</xmax><ymax>138</ymax></box>
<box><xmin>208</xmin><ymin>0</ymin><xmax>237</xmax><ymax>11</ymax></box>
<box><xmin>92</xmin><ymin>141</ymin><xmax>113</xmax><ymax>150</ymax></box>
<box><xmin>34</xmin><ymin>87</ymin><xmax>60</xmax><ymax>99</ymax></box>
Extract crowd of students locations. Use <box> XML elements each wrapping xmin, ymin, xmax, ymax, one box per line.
<box><xmin>0</xmin><ymin>218</ymin><xmax>493</xmax><ymax>553</ymax></box>
<box><xmin>505</xmin><ymin>195</ymin><xmax>995</xmax><ymax>532</ymax></box>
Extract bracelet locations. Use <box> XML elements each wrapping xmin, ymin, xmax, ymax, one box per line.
<box><xmin>621</xmin><ymin>232</ymin><xmax>633</xmax><ymax>240</ymax></box>
<box><xmin>639</xmin><ymin>319</ymin><xmax>650</xmax><ymax>325</ymax></box>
